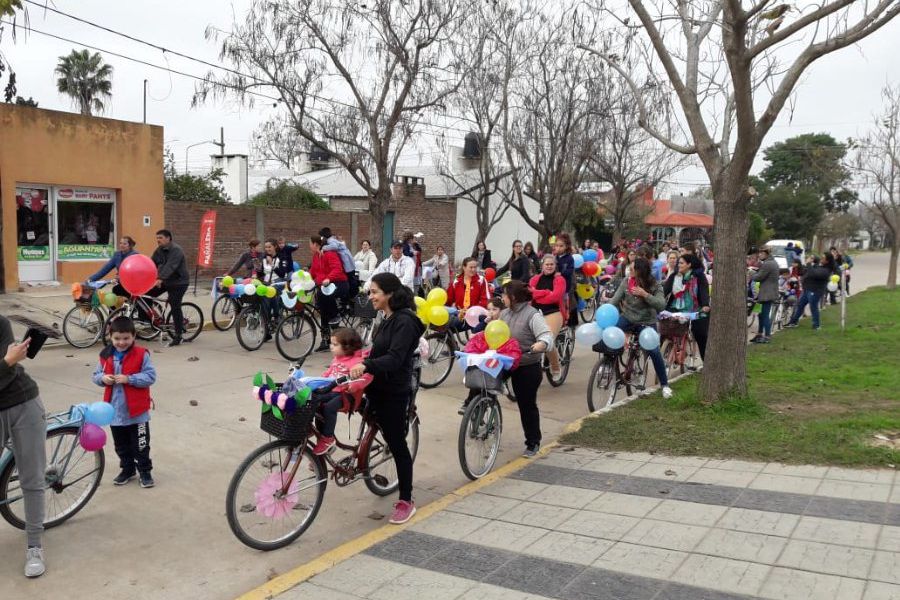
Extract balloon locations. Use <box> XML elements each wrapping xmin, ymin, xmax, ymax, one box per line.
<box><xmin>266</xmin><ymin>286</ymin><xmax>277</xmax><ymax>298</ymax></box>
<box><xmin>79</xmin><ymin>423</ymin><xmax>107</xmax><ymax>452</ymax></box>
<box><xmin>576</xmin><ymin>283</ymin><xmax>595</xmax><ymax>300</ymax></box>
<box><xmin>119</xmin><ymin>254</ymin><xmax>158</xmax><ymax>297</ymax></box>
<box><xmin>293</xmin><ymin>261</ymin><xmax>300</xmax><ymax>271</ymax></box>
<box><xmin>830</xmin><ymin>274</ymin><xmax>840</xmax><ymax>284</ymax></box>
<box><xmin>300</xmin><ymin>279</ymin><xmax>316</xmax><ymax>292</ymax></box>
<box><xmin>414</xmin><ymin>296</ymin><xmax>427</xmax><ymax>309</ymax></box>
<box><xmin>429</xmin><ymin>305</ymin><xmax>450</xmax><ymax>326</ymax></box>
<box><xmin>251</xmin><ymin>279</ymin><xmax>262</xmax><ymax>287</ymax></box>
<box><xmin>575</xmin><ymin>322</ymin><xmax>603</xmax><ymax>346</ymax></box>
<box><xmin>583</xmin><ymin>249</ymin><xmax>598</xmax><ymax>262</ymax></box>
<box><xmin>595</xmin><ymin>304</ymin><xmax>620</xmax><ymax>329</ymax></box>
<box><xmin>297</xmin><ymin>290</ymin><xmax>313</xmax><ymax>304</ymax></box>
<box><xmin>599</xmin><ymin>259</ymin><xmax>608</xmax><ymax>268</ymax></box>
<box><xmin>281</xmin><ymin>290</ymin><xmax>297</xmax><ymax>309</ymax></box>
<box><xmin>484</xmin><ymin>268</ymin><xmax>496</xmax><ymax>282</ymax></box>
<box><xmin>234</xmin><ymin>284</ymin><xmax>244</xmax><ymax>296</ymax></box>
<box><xmin>573</xmin><ymin>254</ymin><xmax>585</xmax><ymax>269</ymax></box>
<box><xmin>85</xmin><ymin>402</ymin><xmax>115</xmax><ymax>427</ymax></box>
<box><xmin>827</xmin><ymin>281</ymin><xmax>838</xmax><ymax>292</ymax></box>
<box><xmin>321</xmin><ymin>283</ymin><xmax>336</xmax><ymax>296</ymax></box>
<box><xmin>427</xmin><ymin>288</ymin><xmax>448</xmax><ymax>306</ymax></box>
<box><xmin>464</xmin><ymin>305</ymin><xmax>488</xmax><ymax>328</ymax></box>
<box><xmin>71</xmin><ymin>282</ymin><xmax>83</xmax><ymax>300</ymax></box>
<box><xmin>241</xmin><ymin>278</ymin><xmax>252</xmax><ymax>285</ymax></box>
<box><xmin>103</xmin><ymin>293</ymin><xmax>118</xmax><ymax>307</ymax></box>
<box><xmin>601</xmin><ymin>326</ymin><xmax>626</xmax><ymax>350</ymax></box>
<box><xmin>842</xmin><ymin>263</ymin><xmax>849</xmax><ymax>270</ymax></box>
<box><xmin>639</xmin><ymin>327</ymin><xmax>660</xmax><ymax>351</ymax></box>
<box><xmin>582</xmin><ymin>261</ymin><xmax>600</xmax><ymax>277</ymax></box>
<box><xmin>484</xmin><ymin>320</ymin><xmax>511</xmax><ymax>350</ymax></box>
<box><xmin>416</xmin><ymin>305</ymin><xmax>430</xmax><ymax>325</ymax></box>
<box><xmin>577</xmin><ymin>299</ymin><xmax>586</xmax><ymax>311</ymax></box>
<box><xmin>604</xmin><ymin>265</ymin><xmax>616</xmax><ymax>276</ymax></box>
<box><xmin>227</xmin><ymin>285</ymin><xmax>236</xmax><ymax>297</ymax></box>
<box><xmin>222</xmin><ymin>276</ymin><xmax>234</xmax><ymax>288</ymax></box>
<box><xmin>243</xmin><ymin>284</ymin><xmax>257</xmax><ymax>296</ymax></box>
<box><xmin>256</xmin><ymin>284</ymin><xmax>268</xmax><ymax>297</ymax></box>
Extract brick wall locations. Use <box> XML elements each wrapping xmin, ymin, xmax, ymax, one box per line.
<box><xmin>390</xmin><ymin>181</ymin><xmax>458</xmax><ymax>267</ymax></box>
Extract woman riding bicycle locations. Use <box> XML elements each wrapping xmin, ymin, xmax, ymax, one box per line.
<box><xmin>309</xmin><ymin>236</ymin><xmax>349</xmax><ymax>352</ymax></box>
<box><xmin>349</xmin><ymin>273</ymin><xmax>425</xmax><ymax>524</ymax></box>
<box><xmin>607</xmin><ymin>257</ymin><xmax>673</xmax><ymax>399</ymax></box>
<box><xmin>226</xmin><ymin>239</ymin><xmax>263</xmax><ymax>279</ymax></box>
<box><xmin>496</xmin><ymin>240</ymin><xmax>532</xmax><ymax>283</ymax></box>
<box><xmin>259</xmin><ymin>239</ymin><xmax>290</xmax><ymax>342</ymax></box>
<box><xmin>500</xmin><ymin>280</ymin><xmax>553</xmax><ymax>458</ymax></box>
<box><xmin>662</xmin><ymin>253</ymin><xmax>711</xmax><ymax>359</ymax></box>
<box><xmin>88</xmin><ymin>236</ymin><xmax>138</xmax><ymax>297</ymax></box>
<box><xmin>446</xmin><ymin>257</ymin><xmax>490</xmax><ymax>330</ymax></box>
<box><xmin>529</xmin><ymin>255</ymin><xmax>567</xmax><ymax>378</ymax></box>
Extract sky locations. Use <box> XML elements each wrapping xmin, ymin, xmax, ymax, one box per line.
<box><xmin>4</xmin><ymin>0</ymin><xmax>899</xmax><ymax>198</ymax></box>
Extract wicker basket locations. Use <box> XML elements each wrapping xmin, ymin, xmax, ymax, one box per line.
<box><xmin>658</xmin><ymin>318</ymin><xmax>690</xmax><ymax>339</ymax></box>
<box><xmin>259</xmin><ymin>391</ymin><xmax>319</xmax><ymax>442</ymax></box>
<box><xmin>352</xmin><ymin>293</ymin><xmax>377</xmax><ymax>319</ymax></box>
<box><xmin>464</xmin><ymin>366</ymin><xmax>504</xmax><ymax>391</ymax></box>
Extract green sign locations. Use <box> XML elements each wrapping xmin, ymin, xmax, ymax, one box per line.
<box><xmin>17</xmin><ymin>246</ymin><xmax>50</xmax><ymax>261</ymax></box>
<box><xmin>57</xmin><ymin>244</ymin><xmax>114</xmax><ymax>260</ymax></box>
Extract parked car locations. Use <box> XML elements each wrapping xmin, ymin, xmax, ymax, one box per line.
<box><xmin>763</xmin><ymin>239</ymin><xmax>805</xmax><ymax>269</ymax></box>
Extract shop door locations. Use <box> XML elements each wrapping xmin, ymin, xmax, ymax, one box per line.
<box><xmin>15</xmin><ymin>186</ymin><xmax>54</xmax><ymax>282</ymax></box>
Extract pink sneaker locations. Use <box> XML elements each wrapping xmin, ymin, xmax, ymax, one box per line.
<box><xmin>389</xmin><ymin>500</ymin><xmax>416</xmax><ymax>524</ymax></box>
<box><xmin>312</xmin><ymin>436</ymin><xmax>335</xmax><ymax>456</ymax></box>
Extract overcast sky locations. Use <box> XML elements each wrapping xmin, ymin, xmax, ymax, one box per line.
<box><xmin>4</xmin><ymin>0</ymin><xmax>899</xmax><ymax>198</ymax></box>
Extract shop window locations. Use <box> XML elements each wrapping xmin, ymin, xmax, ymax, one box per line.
<box><xmin>56</xmin><ymin>199</ymin><xmax>114</xmax><ymax>260</ymax></box>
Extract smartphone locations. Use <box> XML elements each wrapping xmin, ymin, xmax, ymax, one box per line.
<box><xmin>23</xmin><ymin>328</ymin><xmax>49</xmax><ymax>359</ymax></box>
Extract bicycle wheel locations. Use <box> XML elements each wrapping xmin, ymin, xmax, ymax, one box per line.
<box><xmin>545</xmin><ymin>330</ymin><xmax>572</xmax><ymax>387</ymax></box>
<box><xmin>236</xmin><ymin>306</ymin><xmax>267</xmax><ymax>351</ymax></box>
<box><xmin>364</xmin><ymin>413</ymin><xmax>420</xmax><ymax>496</ymax></box>
<box><xmin>586</xmin><ymin>358</ymin><xmax>617</xmax><ymax>412</ymax></box>
<box><xmin>579</xmin><ymin>297</ymin><xmax>597</xmax><ymax>323</ymax></box>
<box><xmin>166</xmin><ymin>302</ymin><xmax>204</xmax><ymax>342</ymax></box>
<box><xmin>660</xmin><ymin>338</ymin><xmax>685</xmax><ymax>379</ymax></box>
<box><xmin>275</xmin><ymin>313</ymin><xmax>317</xmax><ymax>362</ymax></box>
<box><xmin>106</xmin><ymin>304</ymin><xmax>160</xmax><ymax>342</ymax></box>
<box><xmin>632</xmin><ymin>350</ymin><xmax>651</xmax><ymax>391</ymax></box>
<box><xmin>419</xmin><ymin>331</ymin><xmax>456</xmax><ymax>389</ymax></box>
<box><xmin>684</xmin><ymin>336</ymin><xmax>702</xmax><ymax>372</ymax></box>
<box><xmin>211</xmin><ymin>296</ymin><xmax>239</xmax><ymax>331</ymax></box>
<box><xmin>458</xmin><ymin>394</ymin><xmax>503</xmax><ymax>480</ymax></box>
<box><xmin>226</xmin><ymin>440</ymin><xmax>326</xmax><ymax>551</ymax></box>
<box><xmin>0</xmin><ymin>426</ymin><xmax>105</xmax><ymax>530</ymax></box>
<box><xmin>62</xmin><ymin>305</ymin><xmax>105</xmax><ymax>348</ymax></box>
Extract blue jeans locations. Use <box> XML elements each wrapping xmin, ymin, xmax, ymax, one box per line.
<box><xmin>757</xmin><ymin>301</ymin><xmax>773</xmax><ymax>336</ymax></box>
<box><xmin>616</xmin><ymin>316</ymin><xmax>668</xmax><ymax>387</ymax></box>
<box><xmin>789</xmin><ymin>290</ymin><xmax>821</xmax><ymax>328</ymax></box>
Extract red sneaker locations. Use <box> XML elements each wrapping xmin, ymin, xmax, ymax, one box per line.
<box><xmin>312</xmin><ymin>436</ymin><xmax>335</xmax><ymax>456</ymax></box>
<box><xmin>389</xmin><ymin>500</ymin><xmax>416</xmax><ymax>524</ymax></box>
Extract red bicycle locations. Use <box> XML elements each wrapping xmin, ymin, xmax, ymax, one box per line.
<box><xmin>659</xmin><ymin>317</ymin><xmax>701</xmax><ymax>379</ymax></box>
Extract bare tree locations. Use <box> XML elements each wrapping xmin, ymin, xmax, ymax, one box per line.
<box><xmin>580</xmin><ymin>0</ymin><xmax>900</xmax><ymax>403</ymax></box>
<box><xmin>855</xmin><ymin>85</ymin><xmax>900</xmax><ymax>289</ymax></box>
<box><xmin>196</xmin><ymin>0</ymin><xmax>470</xmax><ymax>251</ymax></box>
<box><xmin>250</xmin><ymin>115</ymin><xmax>303</xmax><ymax>170</ymax></box>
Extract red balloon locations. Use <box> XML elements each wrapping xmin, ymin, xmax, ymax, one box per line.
<box><xmin>119</xmin><ymin>254</ymin><xmax>158</xmax><ymax>296</ymax></box>
<box><xmin>484</xmin><ymin>268</ymin><xmax>496</xmax><ymax>282</ymax></box>
<box><xmin>582</xmin><ymin>261</ymin><xmax>600</xmax><ymax>277</ymax></box>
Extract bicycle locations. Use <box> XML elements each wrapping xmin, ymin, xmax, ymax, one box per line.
<box><xmin>225</xmin><ymin>365</ymin><xmax>421</xmax><ymax>551</ymax></box>
<box><xmin>659</xmin><ymin>317</ymin><xmax>701</xmax><ymax>379</ymax></box>
<box><xmin>419</xmin><ymin>323</ymin><xmax>471</xmax><ymax>389</ymax></box>
<box><xmin>543</xmin><ymin>325</ymin><xmax>574</xmax><ymax>387</ymax></box>
<box><xmin>0</xmin><ymin>406</ymin><xmax>105</xmax><ymax>529</ymax></box>
<box><xmin>274</xmin><ymin>290</ymin><xmax>376</xmax><ymax>362</ymax></box>
<box><xmin>106</xmin><ymin>291</ymin><xmax>204</xmax><ymax>344</ymax></box>
<box><xmin>62</xmin><ymin>280</ymin><xmax>116</xmax><ymax>348</ymax></box>
<box><xmin>211</xmin><ymin>277</ymin><xmax>244</xmax><ymax>332</ymax></box>
<box><xmin>771</xmin><ymin>292</ymin><xmax>796</xmax><ymax>331</ymax></box>
<box><xmin>586</xmin><ymin>333</ymin><xmax>651</xmax><ymax>412</ymax></box>
<box><xmin>236</xmin><ymin>293</ymin><xmax>292</xmax><ymax>352</ymax></box>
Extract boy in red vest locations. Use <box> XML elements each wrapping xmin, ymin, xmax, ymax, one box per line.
<box><xmin>92</xmin><ymin>317</ymin><xmax>157</xmax><ymax>488</ymax></box>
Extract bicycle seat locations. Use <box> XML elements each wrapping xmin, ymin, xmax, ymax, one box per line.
<box><xmin>592</xmin><ymin>340</ymin><xmax>624</xmax><ymax>356</ymax></box>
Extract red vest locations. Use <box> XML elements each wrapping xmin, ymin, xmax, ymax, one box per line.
<box><xmin>102</xmin><ymin>346</ymin><xmax>152</xmax><ymax>417</ymax></box>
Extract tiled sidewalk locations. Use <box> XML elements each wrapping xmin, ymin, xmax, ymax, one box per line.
<box><xmin>275</xmin><ymin>449</ymin><xmax>900</xmax><ymax>600</ymax></box>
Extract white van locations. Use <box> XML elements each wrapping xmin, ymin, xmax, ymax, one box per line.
<box><xmin>763</xmin><ymin>239</ymin><xmax>805</xmax><ymax>270</ymax></box>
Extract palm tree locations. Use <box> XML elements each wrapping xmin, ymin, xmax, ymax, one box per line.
<box><xmin>55</xmin><ymin>49</ymin><xmax>113</xmax><ymax>116</ymax></box>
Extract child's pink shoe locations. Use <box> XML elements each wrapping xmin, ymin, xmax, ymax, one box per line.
<box><xmin>389</xmin><ymin>500</ymin><xmax>416</xmax><ymax>524</ymax></box>
<box><xmin>312</xmin><ymin>436</ymin><xmax>336</xmax><ymax>456</ymax></box>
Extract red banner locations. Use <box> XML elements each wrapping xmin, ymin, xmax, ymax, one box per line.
<box><xmin>197</xmin><ymin>210</ymin><xmax>217</xmax><ymax>267</ymax></box>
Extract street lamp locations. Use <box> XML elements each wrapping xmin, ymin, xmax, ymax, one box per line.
<box><xmin>185</xmin><ymin>140</ymin><xmax>217</xmax><ymax>173</ymax></box>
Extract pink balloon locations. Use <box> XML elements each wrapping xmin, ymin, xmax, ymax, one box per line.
<box><xmin>79</xmin><ymin>423</ymin><xmax>107</xmax><ymax>452</ymax></box>
<box><xmin>119</xmin><ymin>254</ymin><xmax>158</xmax><ymax>296</ymax></box>
<box><xmin>464</xmin><ymin>305</ymin><xmax>489</xmax><ymax>328</ymax></box>
<box><xmin>604</xmin><ymin>265</ymin><xmax>616</xmax><ymax>275</ymax></box>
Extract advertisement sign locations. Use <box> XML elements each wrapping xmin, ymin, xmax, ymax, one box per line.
<box><xmin>55</xmin><ymin>187</ymin><xmax>116</xmax><ymax>202</ymax></box>
<box><xmin>17</xmin><ymin>246</ymin><xmax>50</xmax><ymax>261</ymax></box>
<box><xmin>197</xmin><ymin>210</ymin><xmax>217</xmax><ymax>267</ymax></box>
<box><xmin>57</xmin><ymin>244</ymin><xmax>115</xmax><ymax>260</ymax></box>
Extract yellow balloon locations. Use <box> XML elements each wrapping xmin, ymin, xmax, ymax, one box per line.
<box><xmin>417</xmin><ymin>306</ymin><xmax>430</xmax><ymax>325</ymax></box>
<box><xmin>266</xmin><ymin>286</ymin><xmax>277</xmax><ymax>298</ymax></box>
<box><xmin>576</xmin><ymin>283</ymin><xmax>595</xmax><ymax>300</ymax></box>
<box><xmin>414</xmin><ymin>296</ymin><xmax>427</xmax><ymax>309</ymax></box>
<box><xmin>484</xmin><ymin>320</ymin><xmax>511</xmax><ymax>350</ymax></box>
<box><xmin>830</xmin><ymin>275</ymin><xmax>840</xmax><ymax>284</ymax></box>
<box><xmin>426</xmin><ymin>288</ymin><xmax>448</xmax><ymax>307</ymax></box>
<box><xmin>428</xmin><ymin>305</ymin><xmax>449</xmax><ymax>327</ymax></box>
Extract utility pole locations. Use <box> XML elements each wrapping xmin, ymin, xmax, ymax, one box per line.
<box><xmin>213</xmin><ymin>127</ymin><xmax>225</xmax><ymax>155</ymax></box>
<box><xmin>143</xmin><ymin>79</ymin><xmax>147</xmax><ymax>124</ymax></box>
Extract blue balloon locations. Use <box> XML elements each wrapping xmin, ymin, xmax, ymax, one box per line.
<box><xmin>577</xmin><ymin>299</ymin><xmax>586</xmax><ymax>311</ymax></box>
<box><xmin>595</xmin><ymin>303</ymin><xmax>620</xmax><ymax>329</ymax></box>
<box><xmin>234</xmin><ymin>284</ymin><xmax>245</xmax><ymax>297</ymax></box>
<box><xmin>575</xmin><ymin>322</ymin><xmax>603</xmax><ymax>346</ymax></box>
<box><xmin>583</xmin><ymin>249</ymin><xmax>598</xmax><ymax>262</ymax></box>
<box><xmin>293</xmin><ymin>261</ymin><xmax>300</xmax><ymax>271</ymax></box>
<box><xmin>601</xmin><ymin>326</ymin><xmax>626</xmax><ymax>350</ymax></box>
<box><xmin>85</xmin><ymin>401</ymin><xmax>115</xmax><ymax>427</ymax></box>
<box><xmin>639</xmin><ymin>327</ymin><xmax>660</xmax><ymax>351</ymax></box>
<box><xmin>573</xmin><ymin>254</ymin><xmax>585</xmax><ymax>269</ymax></box>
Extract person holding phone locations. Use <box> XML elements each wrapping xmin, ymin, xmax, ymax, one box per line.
<box><xmin>0</xmin><ymin>315</ymin><xmax>47</xmax><ymax>577</ymax></box>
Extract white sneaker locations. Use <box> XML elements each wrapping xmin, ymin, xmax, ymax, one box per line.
<box><xmin>662</xmin><ymin>386</ymin><xmax>674</xmax><ymax>399</ymax></box>
<box><xmin>25</xmin><ymin>547</ymin><xmax>45</xmax><ymax>578</ymax></box>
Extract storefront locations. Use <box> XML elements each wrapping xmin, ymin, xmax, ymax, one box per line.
<box><xmin>1</xmin><ymin>105</ymin><xmax>164</xmax><ymax>291</ymax></box>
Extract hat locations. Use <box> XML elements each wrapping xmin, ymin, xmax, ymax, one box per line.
<box><xmin>391</xmin><ymin>240</ymin><xmax>403</xmax><ymax>248</ymax></box>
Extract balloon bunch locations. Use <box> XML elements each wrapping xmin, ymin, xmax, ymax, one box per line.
<box><xmin>289</xmin><ymin>270</ymin><xmax>316</xmax><ymax>304</ymax></box>
<box><xmin>415</xmin><ymin>288</ymin><xmax>451</xmax><ymax>326</ymax></box>
<box><xmin>74</xmin><ymin>402</ymin><xmax>115</xmax><ymax>451</ymax></box>
<box><xmin>96</xmin><ymin>290</ymin><xmax>121</xmax><ymax>308</ymax></box>
<box><xmin>573</xmin><ymin>304</ymin><xmax>660</xmax><ymax>352</ymax></box>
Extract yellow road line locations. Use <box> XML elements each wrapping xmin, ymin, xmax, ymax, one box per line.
<box><xmin>235</xmin><ymin>417</ymin><xmax>593</xmax><ymax>600</ymax></box>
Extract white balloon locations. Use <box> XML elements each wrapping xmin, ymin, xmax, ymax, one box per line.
<box><xmin>827</xmin><ymin>281</ymin><xmax>838</xmax><ymax>292</ymax></box>
<box><xmin>243</xmin><ymin>284</ymin><xmax>257</xmax><ymax>296</ymax></box>
<box><xmin>575</xmin><ymin>323</ymin><xmax>603</xmax><ymax>347</ymax></box>
<box><xmin>300</xmin><ymin>279</ymin><xmax>316</xmax><ymax>291</ymax></box>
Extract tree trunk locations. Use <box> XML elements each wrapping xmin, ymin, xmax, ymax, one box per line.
<box><xmin>369</xmin><ymin>190</ymin><xmax>388</xmax><ymax>257</ymax></box>
<box><xmin>699</xmin><ymin>175</ymin><xmax>750</xmax><ymax>403</ymax></box>
<box><xmin>888</xmin><ymin>239</ymin><xmax>899</xmax><ymax>290</ymax></box>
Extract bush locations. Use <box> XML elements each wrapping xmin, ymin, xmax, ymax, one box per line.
<box><xmin>247</xmin><ymin>181</ymin><xmax>329</xmax><ymax>210</ymax></box>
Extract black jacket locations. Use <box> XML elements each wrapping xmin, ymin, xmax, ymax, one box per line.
<box><xmin>497</xmin><ymin>255</ymin><xmax>532</xmax><ymax>282</ymax></box>
<box><xmin>363</xmin><ymin>308</ymin><xmax>426</xmax><ymax>398</ymax></box>
<box><xmin>0</xmin><ymin>316</ymin><xmax>39</xmax><ymax>411</ymax></box>
<box><xmin>802</xmin><ymin>264</ymin><xmax>831</xmax><ymax>296</ymax></box>
<box><xmin>152</xmin><ymin>242</ymin><xmax>190</xmax><ymax>286</ymax></box>
<box><xmin>663</xmin><ymin>270</ymin><xmax>710</xmax><ymax>312</ymax></box>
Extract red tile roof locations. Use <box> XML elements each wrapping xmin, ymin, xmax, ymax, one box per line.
<box><xmin>644</xmin><ymin>199</ymin><xmax>714</xmax><ymax>228</ymax></box>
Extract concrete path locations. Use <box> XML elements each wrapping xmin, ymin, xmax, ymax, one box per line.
<box><xmin>280</xmin><ymin>448</ymin><xmax>900</xmax><ymax>600</ymax></box>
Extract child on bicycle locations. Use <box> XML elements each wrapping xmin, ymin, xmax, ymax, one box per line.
<box><xmin>312</xmin><ymin>328</ymin><xmax>373</xmax><ymax>455</ymax></box>
<box><xmin>92</xmin><ymin>316</ymin><xmax>157</xmax><ymax>488</ymax></box>
<box><xmin>469</xmin><ymin>297</ymin><xmax>504</xmax><ymax>334</ymax></box>
<box><xmin>458</xmin><ymin>305</ymin><xmax>522</xmax><ymax>414</ymax></box>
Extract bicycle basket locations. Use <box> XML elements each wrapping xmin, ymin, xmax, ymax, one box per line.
<box><xmin>591</xmin><ymin>340</ymin><xmax>624</xmax><ymax>357</ymax></box>
<box><xmin>658</xmin><ymin>318</ymin><xmax>689</xmax><ymax>339</ymax></box>
<box><xmin>259</xmin><ymin>386</ymin><xmax>320</xmax><ymax>442</ymax></box>
<box><xmin>352</xmin><ymin>293</ymin><xmax>377</xmax><ymax>319</ymax></box>
<box><xmin>464</xmin><ymin>366</ymin><xmax>504</xmax><ymax>391</ymax></box>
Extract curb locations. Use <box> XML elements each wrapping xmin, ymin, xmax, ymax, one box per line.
<box><xmin>234</xmin><ymin>418</ymin><xmax>596</xmax><ymax>600</ymax></box>
<box><xmin>42</xmin><ymin>319</ymin><xmax>223</xmax><ymax>351</ymax></box>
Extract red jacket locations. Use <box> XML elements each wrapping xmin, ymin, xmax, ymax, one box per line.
<box><xmin>529</xmin><ymin>273</ymin><xmax>568</xmax><ymax>318</ymax></box>
<box><xmin>463</xmin><ymin>332</ymin><xmax>522</xmax><ymax>370</ymax></box>
<box><xmin>310</xmin><ymin>250</ymin><xmax>347</xmax><ymax>285</ymax></box>
<box><xmin>446</xmin><ymin>274</ymin><xmax>489</xmax><ymax>310</ymax></box>
<box><xmin>102</xmin><ymin>346</ymin><xmax>152</xmax><ymax>417</ymax></box>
